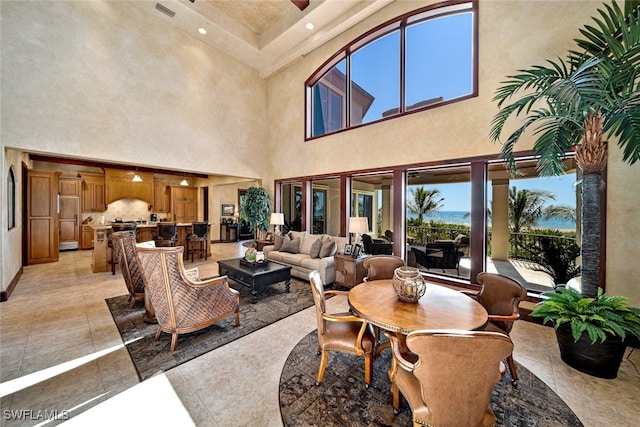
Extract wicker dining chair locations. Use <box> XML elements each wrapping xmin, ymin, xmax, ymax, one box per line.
<box><xmin>136</xmin><ymin>246</ymin><xmax>240</xmax><ymax>351</ymax></box>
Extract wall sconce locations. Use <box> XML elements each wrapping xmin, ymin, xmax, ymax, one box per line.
<box><xmin>348</xmin><ymin>216</ymin><xmax>369</xmax><ymax>245</ymax></box>
<box><xmin>270</xmin><ymin>212</ymin><xmax>285</xmax><ymax>236</ymax></box>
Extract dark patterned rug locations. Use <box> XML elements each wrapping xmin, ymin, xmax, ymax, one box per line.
<box><xmin>107</xmin><ymin>278</ymin><xmax>314</xmax><ymax>381</ymax></box>
<box><xmin>279</xmin><ymin>332</ymin><xmax>583</xmax><ymax>426</ymax></box>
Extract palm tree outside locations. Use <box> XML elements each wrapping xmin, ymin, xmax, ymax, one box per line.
<box><xmin>508</xmin><ymin>186</ymin><xmax>575</xmax><ymax>233</ymax></box>
<box><xmin>489</xmin><ymin>1</ymin><xmax>640</xmax><ymax>298</ymax></box>
<box><xmin>407</xmin><ymin>186</ymin><xmax>444</xmax><ymax>224</ymax></box>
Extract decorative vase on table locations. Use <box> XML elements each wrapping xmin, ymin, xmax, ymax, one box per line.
<box><xmin>392</xmin><ymin>266</ymin><xmax>426</xmax><ymax>303</ymax></box>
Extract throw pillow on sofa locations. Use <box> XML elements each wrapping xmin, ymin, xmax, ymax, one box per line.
<box><xmin>319</xmin><ymin>240</ymin><xmax>336</xmax><ymax>258</ymax></box>
<box><xmin>309</xmin><ymin>238</ymin><xmax>323</xmax><ymax>258</ymax></box>
<box><xmin>280</xmin><ymin>237</ymin><xmax>300</xmax><ymax>254</ymax></box>
<box><xmin>273</xmin><ymin>235</ymin><xmax>284</xmax><ymax>251</ymax></box>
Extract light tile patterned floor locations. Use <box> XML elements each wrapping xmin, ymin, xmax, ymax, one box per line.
<box><xmin>1</xmin><ymin>242</ymin><xmax>639</xmax><ymax>426</ymax></box>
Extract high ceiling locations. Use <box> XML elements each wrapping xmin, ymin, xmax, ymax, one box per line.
<box><xmin>131</xmin><ymin>0</ymin><xmax>393</xmax><ymax>78</ymax></box>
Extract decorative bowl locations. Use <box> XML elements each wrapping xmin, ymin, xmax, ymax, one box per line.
<box><xmin>392</xmin><ymin>266</ymin><xmax>426</xmax><ymax>303</ymax></box>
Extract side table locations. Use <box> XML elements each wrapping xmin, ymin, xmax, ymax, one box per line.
<box><xmin>255</xmin><ymin>239</ymin><xmax>272</xmax><ymax>251</ymax></box>
<box><xmin>334</xmin><ymin>254</ymin><xmax>367</xmax><ymax>288</ymax></box>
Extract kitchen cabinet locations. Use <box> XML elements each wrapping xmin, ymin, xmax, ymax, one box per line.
<box><xmin>81</xmin><ymin>225</ymin><xmax>94</xmax><ymax>249</ymax></box>
<box><xmin>58</xmin><ymin>177</ymin><xmax>82</xmax><ymax>250</ymax></box>
<box><xmin>27</xmin><ymin>170</ymin><xmax>60</xmax><ymax>264</ymax></box>
<box><xmin>80</xmin><ymin>173</ymin><xmax>105</xmax><ymax>213</ymax></box>
<box><xmin>171</xmin><ymin>186</ymin><xmax>197</xmax><ymax>224</ymax></box>
<box><xmin>105</xmin><ymin>168</ymin><xmax>153</xmax><ymax>204</ymax></box>
<box><xmin>153</xmin><ymin>180</ymin><xmax>171</xmax><ymax>213</ymax></box>
<box><xmin>136</xmin><ymin>227</ymin><xmax>154</xmax><ymax>243</ymax></box>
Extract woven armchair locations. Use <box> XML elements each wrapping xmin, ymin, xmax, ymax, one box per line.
<box><xmin>136</xmin><ymin>246</ymin><xmax>240</xmax><ymax>351</ymax></box>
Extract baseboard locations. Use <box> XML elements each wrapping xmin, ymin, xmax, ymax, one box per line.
<box><xmin>0</xmin><ymin>267</ymin><xmax>23</xmax><ymax>302</ymax></box>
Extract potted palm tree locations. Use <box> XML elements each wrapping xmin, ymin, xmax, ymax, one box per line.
<box><xmin>490</xmin><ymin>0</ymin><xmax>640</xmax><ymax>377</ymax></box>
<box><xmin>240</xmin><ymin>186</ymin><xmax>272</xmax><ymax>242</ymax></box>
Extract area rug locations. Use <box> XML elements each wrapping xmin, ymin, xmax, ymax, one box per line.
<box><xmin>107</xmin><ymin>278</ymin><xmax>314</xmax><ymax>381</ymax></box>
<box><xmin>279</xmin><ymin>332</ymin><xmax>584</xmax><ymax>426</ymax></box>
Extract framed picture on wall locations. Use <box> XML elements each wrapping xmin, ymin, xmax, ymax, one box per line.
<box><xmin>222</xmin><ymin>204</ymin><xmax>235</xmax><ymax>216</ymax></box>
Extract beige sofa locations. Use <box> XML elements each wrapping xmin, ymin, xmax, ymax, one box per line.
<box><xmin>262</xmin><ymin>231</ymin><xmax>349</xmax><ymax>285</ymax></box>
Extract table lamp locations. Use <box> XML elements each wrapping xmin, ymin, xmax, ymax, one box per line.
<box><xmin>348</xmin><ymin>216</ymin><xmax>369</xmax><ymax>245</ymax></box>
<box><xmin>270</xmin><ymin>213</ymin><xmax>285</xmax><ymax>236</ymax></box>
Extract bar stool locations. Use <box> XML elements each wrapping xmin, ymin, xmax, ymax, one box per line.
<box><xmin>108</xmin><ymin>222</ymin><xmax>136</xmax><ymax>275</ymax></box>
<box><xmin>187</xmin><ymin>222</ymin><xmax>209</xmax><ymax>262</ymax></box>
<box><xmin>154</xmin><ymin>222</ymin><xmax>178</xmax><ymax>247</ymax></box>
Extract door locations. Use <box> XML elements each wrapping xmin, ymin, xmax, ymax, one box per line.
<box><xmin>28</xmin><ymin>170</ymin><xmax>60</xmax><ymax>264</ymax></box>
<box><xmin>59</xmin><ymin>178</ymin><xmax>81</xmax><ymax>250</ymax></box>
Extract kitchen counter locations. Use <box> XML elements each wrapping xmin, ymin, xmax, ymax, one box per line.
<box><xmin>91</xmin><ymin>223</ymin><xmax>211</xmax><ymax>273</ymax></box>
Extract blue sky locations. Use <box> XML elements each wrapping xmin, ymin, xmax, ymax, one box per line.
<box><xmin>408</xmin><ymin>173</ymin><xmax>577</xmax><ymax>212</ymax></box>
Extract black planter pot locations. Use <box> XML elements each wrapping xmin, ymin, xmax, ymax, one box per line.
<box><xmin>555</xmin><ymin>322</ymin><xmax>627</xmax><ymax>379</ymax></box>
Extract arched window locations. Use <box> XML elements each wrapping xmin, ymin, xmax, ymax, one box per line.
<box><xmin>8</xmin><ymin>166</ymin><xmax>16</xmax><ymax>229</ymax></box>
<box><xmin>306</xmin><ymin>0</ymin><xmax>477</xmax><ymax>139</ymax></box>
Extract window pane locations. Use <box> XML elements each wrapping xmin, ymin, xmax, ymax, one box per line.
<box><xmin>311</xmin><ymin>60</ymin><xmax>346</xmax><ymax>137</ymax></box>
<box><xmin>405</xmin><ymin>12</ymin><xmax>473</xmax><ymax>109</ymax></box>
<box><xmin>350</xmin><ymin>31</ymin><xmax>400</xmax><ymax>124</ymax></box>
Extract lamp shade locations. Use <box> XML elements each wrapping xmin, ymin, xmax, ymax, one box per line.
<box><xmin>348</xmin><ymin>217</ymin><xmax>369</xmax><ymax>234</ymax></box>
<box><xmin>270</xmin><ymin>213</ymin><xmax>285</xmax><ymax>225</ymax></box>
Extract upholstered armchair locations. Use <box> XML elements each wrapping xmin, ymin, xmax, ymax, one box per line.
<box><xmin>309</xmin><ymin>270</ymin><xmax>376</xmax><ymax>387</ymax></box>
<box><xmin>361</xmin><ymin>233</ymin><xmax>393</xmax><ymax>255</ymax></box>
<box><xmin>136</xmin><ymin>246</ymin><xmax>240</xmax><ymax>351</ymax></box>
<box><xmin>463</xmin><ymin>272</ymin><xmax>527</xmax><ymax>385</ymax></box>
<box><xmin>363</xmin><ymin>255</ymin><xmax>404</xmax><ymax>282</ymax></box>
<box><xmin>386</xmin><ymin>329</ymin><xmax>513</xmax><ymax>426</ymax></box>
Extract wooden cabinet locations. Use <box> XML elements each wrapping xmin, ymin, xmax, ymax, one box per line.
<box><xmin>59</xmin><ymin>177</ymin><xmax>82</xmax><ymax>196</ymax></box>
<box><xmin>171</xmin><ymin>186</ymin><xmax>197</xmax><ymax>223</ymax></box>
<box><xmin>81</xmin><ymin>225</ymin><xmax>94</xmax><ymax>249</ymax></box>
<box><xmin>58</xmin><ymin>177</ymin><xmax>82</xmax><ymax>250</ymax></box>
<box><xmin>27</xmin><ymin>170</ymin><xmax>60</xmax><ymax>264</ymax></box>
<box><xmin>153</xmin><ymin>180</ymin><xmax>171</xmax><ymax>213</ymax></box>
<box><xmin>80</xmin><ymin>173</ymin><xmax>105</xmax><ymax>213</ymax></box>
<box><xmin>105</xmin><ymin>168</ymin><xmax>153</xmax><ymax>204</ymax></box>
<box><xmin>334</xmin><ymin>254</ymin><xmax>367</xmax><ymax>288</ymax></box>
<box><xmin>136</xmin><ymin>227</ymin><xmax>154</xmax><ymax>243</ymax></box>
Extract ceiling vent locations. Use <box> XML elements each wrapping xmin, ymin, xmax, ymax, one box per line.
<box><xmin>155</xmin><ymin>3</ymin><xmax>176</xmax><ymax>18</ymax></box>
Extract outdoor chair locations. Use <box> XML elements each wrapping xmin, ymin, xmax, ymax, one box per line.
<box><xmin>309</xmin><ymin>270</ymin><xmax>376</xmax><ymax>387</ymax></box>
<box><xmin>463</xmin><ymin>272</ymin><xmax>527</xmax><ymax>386</ymax></box>
<box><xmin>386</xmin><ymin>329</ymin><xmax>513</xmax><ymax>426</ymax></box>
<box><xmin>136</xmin><ymin>246</ymin><xmax>240</xmax><ymax>351</ymax></box>
<box><xmin>361</xmin><ymin>233</ymin><xmax>393</xmax><ymax>255</ymax></box>
<box><xmin>411</xmin><ymin>241</ymin><xmax>464</xmax><ymax>274</ymax></box>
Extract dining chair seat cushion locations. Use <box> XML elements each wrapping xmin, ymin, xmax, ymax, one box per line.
<box><xmin>319</xmin><ymin>317</ymin><xmax>375</xmax><ymax>354</ymax></box>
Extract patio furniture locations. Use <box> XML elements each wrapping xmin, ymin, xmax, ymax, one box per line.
<box><xmin>361</xmin><ymin>233</ymin><xmax>393</xmax><ymax>255</ymax></box>
<box><xmin>136</xmin><ymin>246</ymin><xmax>240</xmax><ymax>351</ymax></box>
<box><xmin>410</xmin><ymin>241</ymin><xmax>464</xmax><ymax>274</ymax></box>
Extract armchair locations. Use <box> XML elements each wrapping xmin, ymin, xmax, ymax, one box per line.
<box><xmin>386</xmin><ymin>329</ymin><xmax>513</xmax><ymax>426</ymax></box>
<box><xmin>411</xmin><ymin>241</ymin><xmax>463</xmax><ymax>274</ymax></box>
<box><xmin>136</xmin><ymin>246</ymin><xmax>240</xmax><ymax>351</ymax></box>
<box><xmin>464</xmin><ymin>272</ymin><xmax>527</xmax><ymax>385</ymax></box>
<box><xmin>361</xmin><ymin>233</ymin><xmax>393</xmax><ymax>255</ymax></box>
<box><xmin>309</xmin><ymin>270</ymin><xmax>376</xmax><ymax>387</ymax></box>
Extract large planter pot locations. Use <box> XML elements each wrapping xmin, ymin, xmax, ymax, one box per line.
<box><xmin>555</xmin><ymin>322</ymin><xmax>627</xmax><ymax>379</ymax></box>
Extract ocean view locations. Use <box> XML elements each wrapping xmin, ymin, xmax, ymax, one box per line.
<box><xmin>410</xmin><ymin>210</ymin><xmax>576</xmax><ymax>231</ymax></box>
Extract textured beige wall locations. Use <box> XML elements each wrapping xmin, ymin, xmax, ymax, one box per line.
<box><xmin>265</xmin><ymin>0</ymin><xmax>640</xmax><ymax>304</ymax></box>
<box><xmin>1</xmin><ymin>1</ymin><xmax>268</xmax><ymax>179</ymax></box>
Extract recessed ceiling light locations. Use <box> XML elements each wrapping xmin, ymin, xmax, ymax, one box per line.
<box><xmin>305</xmin><ymin>22</ymin><xmax>314</xmax><ymax>30</ymax></box>
<box><xmin>198</xmin><ymin>27</ymin><xmax>207</xmax><ymax>35</ymax></box>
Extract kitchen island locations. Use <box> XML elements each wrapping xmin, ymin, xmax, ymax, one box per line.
<box><xmin>90</xmin><ymin>223</ymin><xmax>211</xmax><ymax>273</ymax></box>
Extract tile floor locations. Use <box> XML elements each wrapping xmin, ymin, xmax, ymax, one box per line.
<box><xmin>1</xmin><ymin>242</ymin><xmax>639</xmax><ymax>426</ymax></box>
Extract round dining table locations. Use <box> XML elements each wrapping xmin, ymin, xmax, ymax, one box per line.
<box><xmin>348</xmin><ymin>279</ymin><xmax>488</xmax><ymax>335</ymax></box>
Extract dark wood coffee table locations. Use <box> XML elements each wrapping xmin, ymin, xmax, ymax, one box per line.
<box><xmin>217</xmin><ymin>258</ymin><xmax>292</xmax><ymax>304</ymax></box>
